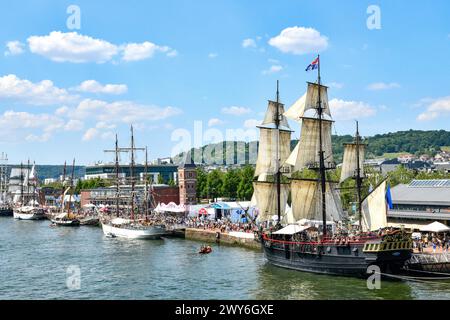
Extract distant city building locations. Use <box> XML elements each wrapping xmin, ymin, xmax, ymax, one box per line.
<box><xmin>84</xmin><ymin>163</ymin><xmax>178</xmax><ymax>184</ymax></box>
<box><xmin>80</xmin><ymin>184</ymin><xmax>180</xmax><ymax>208</ymax></box>
<box><xmin>388</xmin><ymin>179</ymin><xmax>450</xmax><ymax>230</ymax></box>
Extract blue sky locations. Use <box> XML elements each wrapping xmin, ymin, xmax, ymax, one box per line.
<box><xmin>0</xmin><ymin>0</ymin><xmax>449</xmax><ymax>165</ymax></box>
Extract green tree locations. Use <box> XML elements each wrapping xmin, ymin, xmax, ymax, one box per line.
<box><xmin>221</xmin><ymin>169</ymin><xmax>240</xmax><ymax>199</ymax></box>
<box><xmin>206</xmin><ymin>169</ymin><xmax>224</xmax><ymax>201</ymax></box>
<box><xmin>237</xmin><ymin>165</ymin><xmax>254</xmax><ymax>200</ymax></box>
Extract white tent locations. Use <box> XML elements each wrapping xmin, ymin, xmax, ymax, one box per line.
<box><xmin>273</xmin><ymin>224</ymin><xmax>310</xmax><ymax>235</ymax></box>
<box><xmin>419</xmin><ymin>221</ymin><xmax>450</xmax><ymax>233</ymax></box>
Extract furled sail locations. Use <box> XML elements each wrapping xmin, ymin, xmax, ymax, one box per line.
<box><xmin>253</xmin><ymin>181</ymin><xmax>289</xmax><ymax>222</ymax></box>
<box><xmin>290</xmin><ymin>179</ymin><xmax>344</xmax><ymax>222</ymax></box>
<box><xmin>284</xmin><ymin>83</ymin><xmax>331</xmax><ymax>120</ymax></box>
<box><xmin>361</xmin><ymin>181</ymin><xmax>388</xmax><ymax>232</ymax></box>
<box><xmin>285</xmin><ymin>118</ymin><xmax>333</xmax><ymax>171</ymax></box>
<box><xmin>340</xmin><ymin>144</ymin><xmax>366</xmax><ymax>183</ymax></box>
<box><xmin>254</xmin><ymin>129</ymin><xmax>292</xmax><ymax>178</ymax></box>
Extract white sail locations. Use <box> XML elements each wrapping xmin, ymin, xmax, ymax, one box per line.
<box><xmin>281</xmin><ymin>204</ymin><xmax>295</xmax><ymax>225</ymax></box>
<box><xmin>340</xmin><ymin>144</ymin><xmax>366</xmax><ymax>183</ymax></box>
<box><xmin>261</xmin><ymin>100</ymin><xmax>290</xmax><ymax>129</ymax></box>
<box><xmin>284</xmin><ymin>83</ymin><xmax>331</xmax><ymax>120</ymax></box>
<box><xmin>253</xmin><ymin>181</ymin><xmax>289</xmax><ymax>222</ymax></box>
<box><xmin>361</xmin><ymin>181</ymin><xmax>388</xmax><ymax>232</ymax></box>
<box><xmin>285</xmin><ymin>118</ymin><xmax>333</xmax><ymax>171</ymax></box>
<box><xmin>254</xmin><ymin>129</ymin><xmax>292</xmax><ymax>178</ymax></box>
<box><xmin>291</xmin><ymin>179</ymin><xmax>344</xmax><ymax>222</ymax></box>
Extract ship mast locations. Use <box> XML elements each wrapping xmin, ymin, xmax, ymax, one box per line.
<box><xmin>145</xmin><ymin>146</ymin><xmax>149</xmax><ymax>220</ymax></box>
<box><xmin>33</xmin><ymin>161</ymin><xmax>37</xmax><ymax>206</ymax></box>
<box><xmin>316</xmin><ymin>55</ymin><xmax>328</xmax><ymax>238</ymax></box>
<box><xmin>354</xmin><ymin>121</ymin><xmax>363</xmax><ymax>229</ymax></box>
<box><xmin>20</xmin><ymin>162</ymin><xmax>23</xmax><ymax>205</ymax></box>
<box><xmin>130</xmin><ymin>126</ymin><xmax>135</xmax><ymax>221</ymax></box>
<box><xmin>61</xmin><ymin>161</ymin><xmax>66</xmax><ymax>210</ymax></box>
<box><xmin>68</xmin><ymin>159</ymin><xmax>75</xmax><ymax>215</ymax></box>
<box><xmin>27</xmin><ymin>159</ymin><xmax>30</xmax><ymax>205</ymax></box>
<box><xmin>115</xmin><ymin>134</ymin><xmax>120</xmax><ymax>217</ymax></box>
<box><xmin>275</xmin><ymin>80</ymin><xmax>281</xmax><ymax>225</ymax></box>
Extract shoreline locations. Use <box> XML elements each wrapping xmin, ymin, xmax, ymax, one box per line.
<box><xmin>183</xmin><ymin>228</ymin><xmax>262</xmax><ymax>251</ymax></box>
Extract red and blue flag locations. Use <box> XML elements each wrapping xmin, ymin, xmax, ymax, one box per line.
<box><xmin>305</xmin><ymin>57</ymin><xmax>319</xmax><ymax>72</ymax></box>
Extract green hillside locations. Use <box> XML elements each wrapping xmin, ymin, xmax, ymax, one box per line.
<box><xmin>174</xmin><ymin>130</ymin><xmax>450</xmax><ymax>165</ymax></box>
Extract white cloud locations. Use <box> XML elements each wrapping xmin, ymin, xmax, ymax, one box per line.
<box><xmin>0</xmin><ymin>74</ymin><xmax>76</xmax><ymax>105</ymax></box>
<box><xmin>329</xmin><ymin>99</ymin><xmax>377</xmax><ymax>121</ymax></box>
<box><xmin>208</xmin><ymin>53</ymin><xmax>218</xmax><ymax>59</ymax></box>
<box><xmin>366</xmin><ymin>82</ymin><xmax>401</xmax><ymax>91</ymax></box>
<box><xmin>28</xmin><ymin>31</ymin><xmax>118</xmax><ymax>63</ymax></box>
<box><xmin>262</xmin><ymin>65</ymin><xmax>283</xmax><ymax>75</ymax></box>
<box><xmin>67</xmin><ymin>99</ymin><xmax>182</xmax><ymax>125</ymax></box>
<box><xmin>27</xmin><ymin>31</ymin><xmax>176</xmax><ymax>63</ymax></box>
<box><xmin>5</xmin><ymin>41</ymin><xmax>25</xmax><ymax>56</ymax></box>
<box><xmin>268</xmin><ymin>26</ymin><xmax>328</xmax><ymax>55</ymax></box>
<box><xmin>121</xmin><ymin>41</ymin><xmax>176</xmax><ymax>61</ymax></box>
<box><xmin>221</xmin><ymin>106</ymin><xmax>251</xmax><ymax>116</ymax></box>
<box><xmin>417</xmin><ymin>96</ymin><xmax>450</xmax><ymax>121</ymax></box>
<box><xmin>82</xmin><ymin>128</ymin><xmax>98</xmax><ymax>141</ymax></box>
<box><xmin>64</xmin><ymin>119</ymin><xmax>84</xmax><ymax>131</ymax></box>
<box><xmin>327</xmin><ymin>82</ymin><xmax>344</xmax><ymax>89</ymax></box>
<box><xmin>242</xmin><ymin>38</ymin><xmax>257</xmax><ymax>48</ymax></box>
<box><xmin>74</xmin><ymin>80</ymin><xmax>128</xmax><ymax>95</ymax></box>
<box><xmin>208</xmin><ymin>118</ymin><xmax>224</xmax><ymax>127</ymax></box>
<box><xmin>0</xmin><ymin>110</ymin><xmax>65</xmax><ymax>142</ymax></box>
<box><xmin>96</xmin><ymin>121</ymin><xmax>116</xmax><ymax>129</ymax></box>
<box><xmin>55</xmin><ymin>106</ymin><xmax>69</xmax><ymax>116</ymax></box>
<box><xmin>244</xmin><ymin>119</ymin><xmax>261</xmax><ymax>128</ymax></box>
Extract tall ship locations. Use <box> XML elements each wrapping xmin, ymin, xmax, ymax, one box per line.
<box><xmin>254</xmin><ymin>56</ymin><xmax>412</xmax><ymax>277</ymax></box>
<box><xmin>51</xmin><ymin>159</ymin><xmax>80</xmax><ymax>227</ymax></box>
<box><xmin>100</xmin><ymin>126</ymin><xmax>168</xmax><ymax>239</ymax></box>
<box><xmin>0</xmin><ymin>153</ymin><xmax>13</xmax><ymax>216</ymax></box>
<box><xmin>12</xmin><ymin>161</ymin><xmax>46</xmax><ymax>220</ymax></box>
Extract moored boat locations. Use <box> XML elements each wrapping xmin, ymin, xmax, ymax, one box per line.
<box><xmin>254</xmin><ymin>56</ymin><xmax>412</xmax><ymax>277</ymax></box>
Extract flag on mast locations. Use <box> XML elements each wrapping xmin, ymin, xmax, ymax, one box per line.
<box><xmin>305</xmin><ymin>56</ymin><xmax>319</xmax><ymax>72</ymax></box>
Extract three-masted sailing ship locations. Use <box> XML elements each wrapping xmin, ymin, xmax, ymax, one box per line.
<box><xmin>100</xmin><ymin>126</ymin><xmax>168</xmax><ymax>239</ymax></box>
<box><xmin>255</xmin><ymin>56</ymin><xmax>412</xmax><ymax>277</ymax></box>
<box><xmin>13</xmin><ymin>161</ymin><xmax>46</xmax><ymax>220</ymax></box>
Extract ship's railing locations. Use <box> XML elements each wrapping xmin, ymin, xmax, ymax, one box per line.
<box><xmin>409</xmin><ymin>253</ymin><xmax>450</xmax><ymax>265</ymax></box>
<box><xmin>262</xmin><ymin>233</ymin><xmax>379</xmax><ymax>245</ymax></box>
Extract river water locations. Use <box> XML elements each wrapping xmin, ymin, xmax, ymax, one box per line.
<box><xmin>1</xmin><ymin>218</ymin><xmax>449</xmax><ymax>300</ymax></box>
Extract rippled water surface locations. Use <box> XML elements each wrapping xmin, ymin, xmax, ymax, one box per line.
<box><xmin>1</xmin><ymin>218</ymin><xmax>450</xmax><ymax>300</ymax></box>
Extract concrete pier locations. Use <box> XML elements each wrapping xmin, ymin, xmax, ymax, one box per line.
<box><xmin>184</xmin><ymin>228</ymin><xmax>262</xmax><ymax>251</ymax></box>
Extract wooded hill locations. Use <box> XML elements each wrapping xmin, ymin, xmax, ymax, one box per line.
<box><xmin>174</xmin><ymin>130</ymin><xmax>450</xmax><ymax>165</ymax></box>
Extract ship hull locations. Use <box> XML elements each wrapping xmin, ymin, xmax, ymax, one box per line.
<box><xmin>0</xmin><ymin>208</ymin><xmax>13</xmax><ymax>217</ymax></box>
<box><xmin>51</xmin><ymin>219</ymin><xmax>80</xmax><ymax>227</ymax></box>
<box><xmin>101</xmin><ymin>222</ymin><xmax>168</xmax><ymax>240</ymax></box>
<box><xmin>13</xmin><ymin>210</ymin><xmax>46</xmax><ymax>220</ymax></box>
<box><xmin>262</xmin><ymin>241</ymin><xmax>411</xmax><ymax>277</ymax></box>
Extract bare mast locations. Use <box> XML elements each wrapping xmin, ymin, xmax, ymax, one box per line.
<box><xmin>275</xmin><ymin>80</ymin><xmax>282</xmax><ymax>225</ymax></box>
<box><xmin>355</xmin><ymin>121</ymin><xmax>363</xmax><ymax>229</ymax></box>
<box><xmin>316</xmin><ymin>55</ymin><xmax>328</xmax><ymax>238</ymax></box>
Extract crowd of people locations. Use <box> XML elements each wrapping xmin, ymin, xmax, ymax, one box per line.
<box><xmin>414</xmin><ymin>233</ymin><xmax>450</xmax><ymax>253</ymax></box>
<box><xmin>183</xmin><ymin>216</ymin><xmax>257</xmax><ymax>234</ymax></box>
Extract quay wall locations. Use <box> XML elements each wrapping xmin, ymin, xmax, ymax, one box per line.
<box><xmin>184</xmin><ymin>228</ymin><xmax>262</xmax><ymax>251</ymax></box>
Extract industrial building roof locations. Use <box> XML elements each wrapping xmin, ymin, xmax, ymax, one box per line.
<box><xmin>391</xmin><ymin>180</ymin><xmax>450</xmax><ymax>206</ymax></box>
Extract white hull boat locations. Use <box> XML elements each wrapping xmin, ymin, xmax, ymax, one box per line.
<box><xmin>13</xmin><ymin>207</ymin><xmax>46</xmax><ymax>220</ymax></box>
<box><xmin>101</xmin><ymin>219</ymin><xmax>167</xmax><ymax>239</ymax></box>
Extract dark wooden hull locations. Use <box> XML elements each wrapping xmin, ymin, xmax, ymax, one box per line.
<box><xmin>262</xmin><ymin>241</ymin><xmax>411</xmax><ymax>278</ymax></box>
<box><xmin>0</xmin><ymin>208</ymin><xmax>13</xmax><ymax>217</ymax></box>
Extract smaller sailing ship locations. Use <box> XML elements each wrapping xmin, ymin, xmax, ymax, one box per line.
<box><xmin>0</xmin><ymin>152</ymin><xmax>13</xmax><ymax>217</ymax></box>
<box><xmin>51</xmin><ymin>159</ymin><xmax>80</xmax><ymax>227</ymax></box>
<box><xmin>100</xmin><ymin>127</ymin><xmax>168</xmax><ymax>239</ymax></box>
<box><xmin>13</xmin><ymin>161</ymin><xmax>46</xmax><ymax>220</ymax></box>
